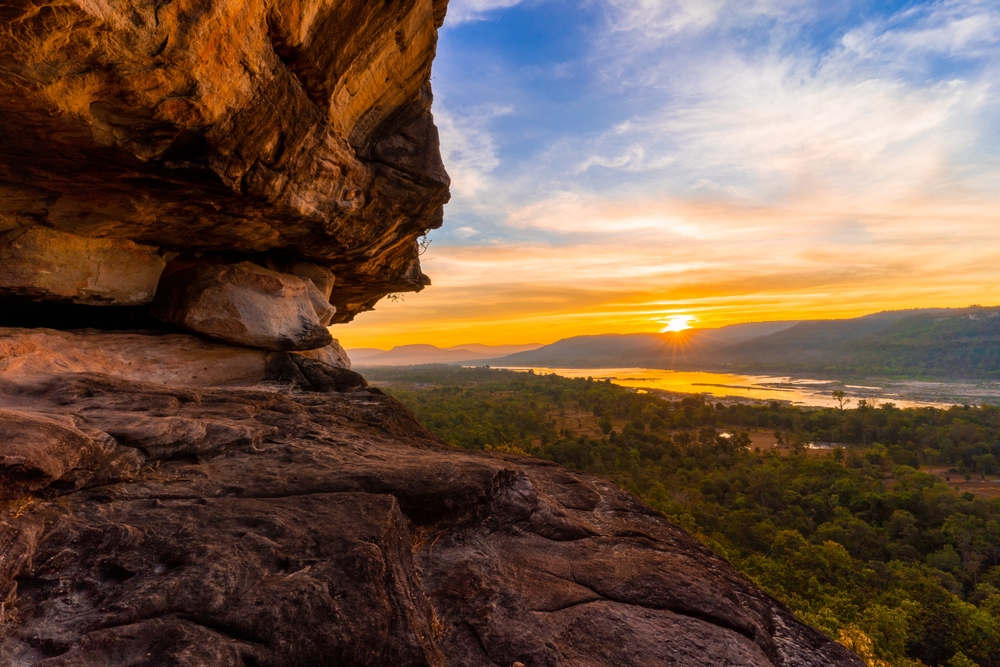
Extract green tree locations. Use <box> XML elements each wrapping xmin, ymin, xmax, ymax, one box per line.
<box><xmin>833</xmin><ymin>390</ymin><xmax>851</xmax><ymax>410</ymax></box>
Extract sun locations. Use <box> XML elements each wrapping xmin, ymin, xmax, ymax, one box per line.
<box><xmin>660</xmin><ymin>315</ymin><xmax>696</xmax><ymax>333</ymax></box>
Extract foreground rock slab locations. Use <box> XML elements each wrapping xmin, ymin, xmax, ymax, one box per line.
<box><xmin>0</xmin><ymin>329</ymin><xmax>350</xmax><ymax>387</ymax></box>
<box><xmin>0</xmin><ymin>372</ymin><xmax>862</xmax><ymax>666</ymax></box>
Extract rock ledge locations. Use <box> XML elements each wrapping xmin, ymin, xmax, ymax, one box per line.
<box><xmin>0</xmin><ymin>357</ymin><xmax>863</xmax><ymax>666</ymax></box>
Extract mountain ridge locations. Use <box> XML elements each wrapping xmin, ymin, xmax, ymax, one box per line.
<box><xmin>350</xmin><ymin>342</ymin><xmax>543</xmax><ymax>366</ymax></box>
<box><xmin>356</xmin><ymin>308</ymin><xmax>1000</xmax><ymax>379</ymax></box>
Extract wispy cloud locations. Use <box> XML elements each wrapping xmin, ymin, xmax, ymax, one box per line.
<box><xmin>454</xmin><ymin>226</ymin><xmax>480</xmax><ymax>238</ymax></box>
<box><xmin>603</xmin><ymin>0</ymin><xmax>817</xmax><ymax>44</ymax></box>
<box><xmin>579</xmin><ymin>0</ymin><xmax>1000</xmax><ymax>204</ymax></box>
<box><xmin>841</xmin><ymin>1</ymin><xmax>1000</xmax><ymax>65</ymax></box>
<box><xmin>435</xmin><ymin>104</ymin><xmax>513</xmax><ymax>198</ymax></box>
<box><xmin>445</xmin><ymin>0</ymin><xmax>527</xmax><ymax>26</ymax></box>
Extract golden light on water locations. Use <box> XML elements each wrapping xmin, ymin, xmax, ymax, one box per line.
<box><xmin>660</xmin><ymin>315</ymin><xmax>695</xmax><ymax>333</ymax></box>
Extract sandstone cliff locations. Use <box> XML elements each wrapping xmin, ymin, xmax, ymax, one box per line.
<box><xmin>0</xmin><ymin>0</ymin><xmax>450</xmax><ymax>325</ymax></box>
<box><xmin>0</xmin><ymin>2</ymin><xmax>864</xmax><ymax>665</ymax></box>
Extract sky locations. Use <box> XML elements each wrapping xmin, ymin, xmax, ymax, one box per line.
<box><xmin>338</xmin><ymin>0</ymin><xmax>1000</xmax><ymax>350</ymax></box>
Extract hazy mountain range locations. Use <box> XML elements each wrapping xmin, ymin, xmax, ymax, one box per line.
<box><xmin>349</xmin><ymin>307</ymin><xmax>1000</xmax><ymax>378</ymax></box>
<box><xmin>348</xmin><ymin>343</ymin><xmax>543</xmax><ymax>366</ymax></box>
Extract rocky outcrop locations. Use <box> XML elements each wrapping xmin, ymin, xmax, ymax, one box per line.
<box><xmin>294</xmin><ymin>339</ymin><xmax>352</xmax><ymax>369</ymax></box>
<box><xmin>0</xmin><ymin>1</ymin><xmax>864</xmax><ymax>664</ymax></box>
<box><xmin>0</xmin><ymin>342</ymin><xmax>863</xmax><ymax>667</ymax></box>
<box><xmin>0</xmin><ymin>0</ymin><xmax>450</xmax><ymax>325</ymax></box>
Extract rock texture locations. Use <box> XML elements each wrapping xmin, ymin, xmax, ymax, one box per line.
<box><xmin>0</xmin><ymin>328</ymin><xmax>350</xmax><ymax>386</ymax></box>
<box><xmin>294</xmin><ymin>340</ymin><xmax>352</xmax><ymax>370</ymax></box>
<box><xmin>0</xmin><ymin>359</ymin><xmax>863</xmax><ymax>666</ymax></box>
<box><xmin>0</xmin><ymin>227</ymin><xmax>167</xmax><ymax>305</ymax></box>
<box><xmin>151</xmin><ymin>260</ymin><xmax>336</xmax><ymax>351</ymax></box>
<box><xmin>0</xmin><ymin>0</ymin><xmax>450</xmax><ymax>321</ymax></box>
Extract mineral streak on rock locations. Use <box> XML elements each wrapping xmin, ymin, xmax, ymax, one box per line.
<box><xmin>0</xmin><ymin>365</ymin><xmax>864</xmax><ymax>666</ymax></box>
<box><xmin>0</xmin><ymin>0</ymin><xmax>451</xmax><ymax>321</ymax></box>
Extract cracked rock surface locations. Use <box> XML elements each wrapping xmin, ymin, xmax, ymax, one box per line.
<box><xmin>0</xmin><ymin>369</ymin><xmax>863</xmax><ymax>666</ymax></box>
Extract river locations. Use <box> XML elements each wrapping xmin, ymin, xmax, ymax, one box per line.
<box><xmin>492</xmin><ymin>366</ymin><xmax>1000</xmax><ymax>409</ymax></box>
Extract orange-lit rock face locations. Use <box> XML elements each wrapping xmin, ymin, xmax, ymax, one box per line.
<box><xmin>0</xmin><ymin>227</ymin><xmax>167</xmax><ymax>305</ymax></box>
<box><xmin>151</xmin><ymin>260</ymin><xmax>336</xmax><ymax>351</ymax></box>
<box><xmin>0</xmin><ymin>0</ymin><xmax>450</xmax><ymax>321</ymax></box>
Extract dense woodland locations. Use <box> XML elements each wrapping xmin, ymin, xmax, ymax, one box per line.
<box><xmin>364</xmin><ymin>365</ymin><xmax>1000</xmax><ymax>667</ymax></box>
<box><xmin>838</xmin><ymin>313</ymin><xmax>1000</xmax><ymax>378</ymax></box>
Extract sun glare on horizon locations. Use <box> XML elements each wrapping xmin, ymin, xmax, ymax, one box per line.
<box><xmin>660</xmin><ymin>315</ymin><xmax>695</xmax><ymax>333</ymax></box>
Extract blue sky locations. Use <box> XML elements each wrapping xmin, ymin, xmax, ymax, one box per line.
<box><xmin>340</xmin><ymin>0</ymin><xmax>1000</xmax><ymax>349</ymax></box>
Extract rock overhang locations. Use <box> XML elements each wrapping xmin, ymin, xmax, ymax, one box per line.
<box><xmin>0</xmin><ymin>0</ymin><xmax>451</xmax><ymax>331</ymax></box>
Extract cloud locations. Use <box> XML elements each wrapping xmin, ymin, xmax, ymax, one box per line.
<box><xmin>580</xmin><ymin>58</ymin><xmax>988</xmax><ymax>204</ymax></box>
<box><xmin>603</xmin><ymin>0</ymin><xmax>816</xmax><ymax>41</ymax></box>
<box><xmin>575</xmin><ymin>0</ymin><xmax>1000</xmax><ymax>206</ymax></box>
<box><xmin>445</xmin><ymin>0</ymin><xmax>527</xmax><ymax>26</ymax></box>
<box><xmin>435</xmin><ymin>105</ymin><xmax>513</xmax><ymax>197</ymax></box>
<box><xmin>841</xmin><ymin>1</ymin><xmax>1000</xmax><ymax>65</ymax></box>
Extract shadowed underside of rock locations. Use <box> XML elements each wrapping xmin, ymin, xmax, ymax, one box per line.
<box><xmin>0</xmin><ymin>369</ymin><xmax>864</xmax><ymax>667</ymax></box>
<box><xmin>0</xmin><ymin>0</ymin><xmax>451</xmax><ymax>322</ymax></box>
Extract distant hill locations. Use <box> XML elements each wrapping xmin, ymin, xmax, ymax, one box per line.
<box><xmin>346</xmin><ymin>348</ymin><xmax>386</xmax><ymax>362</ymax></box>
<box><xmin>744</xmin><ymin>309</ymin><xmax>1000</xmax><ymax>377</ymax></box>
<box><xmin>492</xmin><ymin>333</ymin><xmax>670</xmax><ymax>368</ymax></box>
<box><xmin>349</xmin><ymin>343</ymin><xmax>542</xmax><ymax>366</ymax></box>
<box><xmin>485</xmin><ymin>308</ymin><xmax>1000</xmax><ymax>379</ymax></box>
<box><xmin>350</xmin><ymin>308</ymin><xmax>1000</xmax><ymax>378</ymax></box>
<box><xmin>490</xmin><ymin>321</ymin><xmax>799</xmax><ymax>368</ymax></box>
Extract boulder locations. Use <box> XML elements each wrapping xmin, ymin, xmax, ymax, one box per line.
<box><xmin>268</xmin><ymin>259</ymin><xmax>337</xmax><ymax>301</ymax></box>
<box><xmin>0</xmin><ymin>227</ymin><xmax>165</xmax><ymax>305</ymax></box>
<box><xmin>151</xmin><ymin>261</ymin><xmax>336</xmax><ymax>351</ymax></box>
<box><xmin>293</xmin><ymin>339</ymin><xmax>352</xmax><ymax>369</ymax></box>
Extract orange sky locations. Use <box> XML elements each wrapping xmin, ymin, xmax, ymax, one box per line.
<box><xmin>336</xmin><ymin>195</ymin><xmax>1000</xmax><ymax>349</ymax></box>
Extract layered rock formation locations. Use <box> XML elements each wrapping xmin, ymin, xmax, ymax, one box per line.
<box><xmin>0</xmin><ymin>357</ymin><xmax>863</xmax><ymax>666</ymax></box>
<box><xmin>0</xmin><ymin>0</ymin><xmax>450</xmax><ymax>326</ymax></box>
<box><xmin>0</xmin><ymin>328</ymin><xmax>352</xmax><ymax>385</ymax></box>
